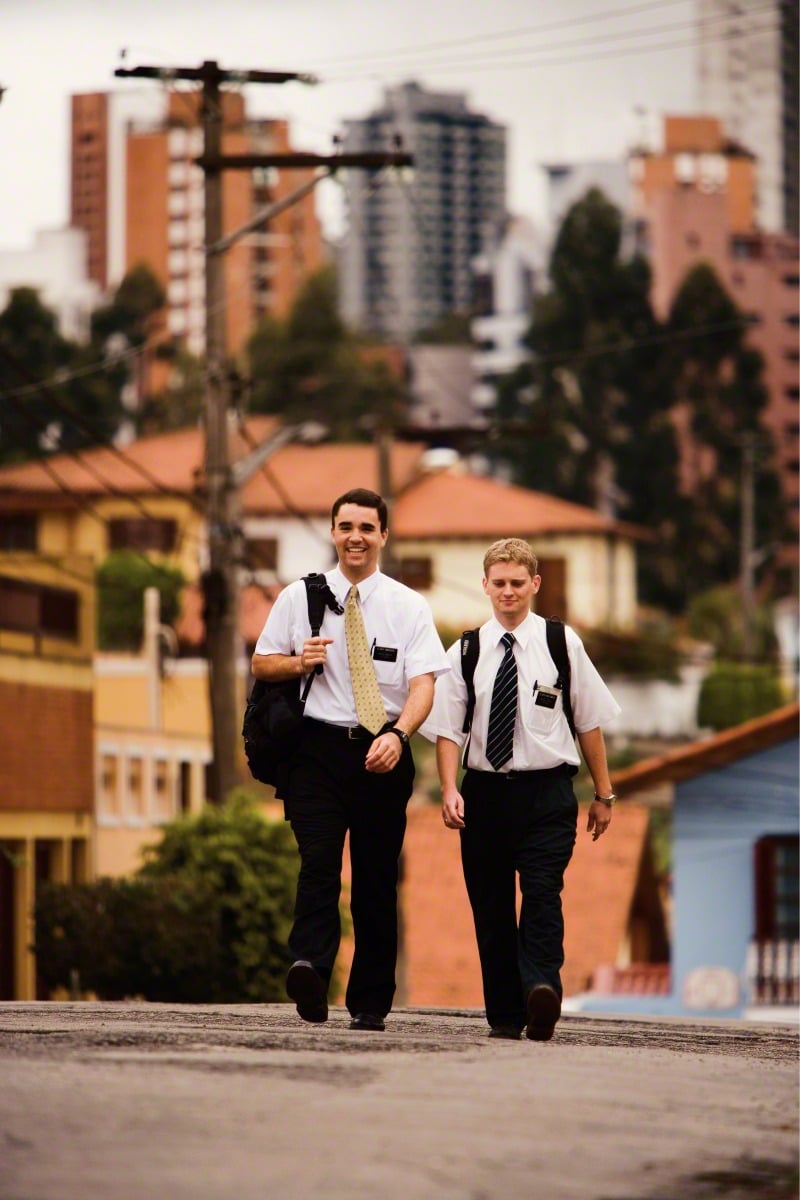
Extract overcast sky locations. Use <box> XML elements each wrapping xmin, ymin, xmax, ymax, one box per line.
<box><xmin>1</xmin><ymin>0</ymin><xmax>699</xmax><ymax>248</ymax></box>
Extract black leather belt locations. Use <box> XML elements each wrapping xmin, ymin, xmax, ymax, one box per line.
<box><xmin>466</xmin><ymin>764</ymin><xmax>573</xmax><ymax>781</ymax></box>
<box><xmin>305</xmin><ymin>718</ymin><xmax>374</xmax><ymax>741</ymax></box>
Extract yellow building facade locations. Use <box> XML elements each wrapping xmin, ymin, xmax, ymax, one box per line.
<box><xmin>0</xmin><ymin>554</ymin><xmax>95</xmax><ymax>999</ymax></box>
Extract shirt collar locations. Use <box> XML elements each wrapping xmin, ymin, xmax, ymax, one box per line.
<box><xmin>486</xmin><ymin>611</ymin><xmax>535</xmax><ymax>650</ymax></box>
<box><xmin>331</xmin><ymin>566</ymin><xmax>382</xmax><ymax>603</ymax></box>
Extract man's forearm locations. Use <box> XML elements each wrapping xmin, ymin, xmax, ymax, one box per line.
<box><xmin>251</xmin><ymin>652</ymin><xmax>305</xmax><ymax>683</ymax></box>
<box><xmin>393</xmin><ymin>673</ymin><xmax>435</xmax><ymax>736</ymax></box>
<box><xmin>436</xmin><ymin>736</ymin><xmax>461</xmax><ymax>791</ymax></box>
<box><xmin>577</xmin><ymin>726</ymin><xmax>613</xmax><ymax>796</ymax></box>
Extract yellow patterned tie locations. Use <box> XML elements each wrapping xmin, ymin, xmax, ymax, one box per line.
<box><xmin>344</xmin><ymin>584</ymin><xmax>388</xmax><ymax>735</ymax></box>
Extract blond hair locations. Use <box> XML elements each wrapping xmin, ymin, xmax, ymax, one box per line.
<box><xmin>482</xmin><ymin>538</ymin><xmax>538</xmax><ymax>578</ymax></box>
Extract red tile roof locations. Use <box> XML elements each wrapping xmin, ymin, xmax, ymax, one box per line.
<box><xmin>614</xmin><ymin>702</ymin><xmax>800</xmax><ymax>796</ymax></box>
<box><xmin>394</xmin><ymin>469</ymin><xmax>644</xmax><ymax>540</ymax></box>
<box><xmin>0</xmin><ymin>417</ymin><xmax>280</xmax><ymax>500</ymax></box>
<box><xmin>241</xmin><ymin>441</ymin><xmax>427</xmax><ymax>515</ymax></box>
<box><xmin>0</xmin><ymin>420</ymin><xmax>640</xmax><ymax>541</ymax></box>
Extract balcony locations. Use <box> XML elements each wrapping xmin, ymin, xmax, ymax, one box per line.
<box><xmin>746</xmin><ymin>939</ymin><xmax>800</xmax><ymax>1005</ymax></box>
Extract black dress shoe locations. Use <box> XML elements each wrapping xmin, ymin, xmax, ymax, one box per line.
<box><xmin>488</xmin><ymin>1025</ymin><xmax>522</xmax><ymax>1040</ymax></box>
<box><xmin>286</xmin><ymin>960</ymin><xmax>328</xmax><ymax>1023</ymax></box>
<box><xmin>525</xmin><ymin>983</ymin><xmax>561</xmax><ymax>1041</ymax></box>
<box><xmin>349</xmin><ymin>1012</ymin><xmax>385</xmax><ymax>1031</ymax></box>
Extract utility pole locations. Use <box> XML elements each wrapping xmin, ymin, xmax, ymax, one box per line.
<box><xmin>115</xmin><ymin>60</ymin><xmax>412</xmax><ymax>803</ymax></box>
<box><xmin>740</xmin><ymin>433</ymin><xmax>756</xmax><ymax>662</ymax></box>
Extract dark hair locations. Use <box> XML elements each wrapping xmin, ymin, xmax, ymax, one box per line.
<box><xmin>331</xmin><ymin>488</ymin><xmax>388</xmax><ymax>532</ymax></box>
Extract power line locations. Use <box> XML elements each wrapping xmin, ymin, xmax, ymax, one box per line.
<box><xmin>320</xmin><ymin>15</ymin><xmax>777</xmax><ymax>80</ymax></box>
<box><xmin>307</xmin><ymin>0</ymin><xmax>693</xmax><ymax>67</ymax></box>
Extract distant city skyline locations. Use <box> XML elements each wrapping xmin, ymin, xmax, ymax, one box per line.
<box><xmin>1</xmin><ymin>0</ymin><xmax>700</xmax><ymax>250</ymax></box>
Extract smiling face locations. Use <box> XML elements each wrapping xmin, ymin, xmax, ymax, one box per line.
<box><xmin>482</xmin><ymin>560</ymin><xmax>540</xmax><ymax>629</ymax></box>
<box><xmin>331</xmin><ymin>502</ymin><xmax>388</xmax><ymax>582</ymax></box>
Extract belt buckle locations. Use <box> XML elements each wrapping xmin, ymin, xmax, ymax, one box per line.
<box><xmin>504</xmin><ymin>770</ymin><xmax>518</xmax><ymax>780</ymax></box>
<box><xmin>348</xmin><ymin>726</ymin><xmax>364</xmax><ymax>740</ymax></box>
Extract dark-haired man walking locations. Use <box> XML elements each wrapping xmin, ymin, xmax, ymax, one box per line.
<box><xmin>252</xmin><ymin>488</ymin><xmax>449</xmax><ymax>1031</ymax></box>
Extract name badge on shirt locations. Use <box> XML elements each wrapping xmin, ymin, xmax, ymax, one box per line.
<box><xmin>534</xmin><ymin>683</ymin><xmax>560</xmax><ymax>710</ymax></box>
<box><xmin>372</xmin><ymin>645</ymin><xmax>398</xmax><ymax>662</ymax></box>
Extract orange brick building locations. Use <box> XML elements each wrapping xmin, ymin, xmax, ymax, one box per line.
<box><xmin>71</xmin><ymin>88</ymin><xmax>324</xmax><ymax>358</ymax></box>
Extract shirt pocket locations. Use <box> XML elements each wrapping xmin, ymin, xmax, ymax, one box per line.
<box><xmin>372</xmin><ymin>646</ymin><xmax>405</xmax><ymax>689</ymax></box>
<box><xmin>521</xmin><ymin>683</ymin><xmax>562</xmax><ymax>735</ymax></box>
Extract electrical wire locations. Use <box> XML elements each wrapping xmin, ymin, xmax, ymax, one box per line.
<box><xmin>315</xmin><ymin>6</ymin><xmax>776</xmax><ymax>79</ymax></box>
<box><xmin>307</xmin><ymin>0</ymin><xmax>693</xmax><ymax>67</ymax></box>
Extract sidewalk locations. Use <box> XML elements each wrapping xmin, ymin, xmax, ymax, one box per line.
<box><xmin>0</xmin><ymin>1003</ymin><xmax>797</xmax><ymax>1200</ymax></box>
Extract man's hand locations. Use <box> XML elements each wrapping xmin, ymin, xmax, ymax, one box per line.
<box><xmin>301</xmin><ymin>637</ymin><xmax>333</xmax><ymax>673</ymax></box>
<box><xmin>441</xmin><ymin>785</ymin><xmax>465</xmax><ymax>829</ymax></box>
<box><xmin>587</xmin><ymin>800</ymin><xmax>612</xmax><ymax>841</ymax></box>
<box><xmin>365</xmin><ymin>732</ymin><xmax>404</xmax><ymax>774</ymax></box>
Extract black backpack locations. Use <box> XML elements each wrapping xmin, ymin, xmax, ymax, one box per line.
<box><xmin>242</xmin><ymin>572</ymin><xmax>343</xmax><ymax>791</ymax></box>
<box><xmin>460</xmin><ymin>617</ymin><xmax>575</xmax><ymax>740</ymax></box>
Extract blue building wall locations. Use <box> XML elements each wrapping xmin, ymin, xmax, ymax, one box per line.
<box><xmin>572</xmin><ymin>738</ymin><xmax>799</xmax><ymax>1019</ymax></box>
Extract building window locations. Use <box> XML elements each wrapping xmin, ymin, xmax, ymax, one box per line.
<box><xmin>754</xmin><ymin>835</ymin><xmax>799</xmax><ymax>941</ymax></box>
<box><xmin>394</xmin><ymin>557</ymin><xmax>433</xmax><ymax>590</ymax></box>
<box><xmin>0</xmin><ymin>514</ymin><xmax>37</xmax><ymax>550</ymax></box>
<box><xmin>109</xmin><ymin>518</ymin><xmax>178</xmax><ymax>554</ymax></box>
<box><xmin>126</xmin><ymin>756</ymin><xmax>145</xmax><ymax>820</ymax></box>
<box><xmin>99</xmin><ymin>754</ymin><xmax>122</xmax><ymax>821</ymax></box>
<box><xmin>152</xmin><ymin>759</ymin><xmax>173</xmax><ymax>822</ymax></box>
<box><xmin>178</xmin><ymin>761</ymin><xmax>192</xmax><ymax>816</ymax></box>
<box><xmin>0</xmin><ymin>576</ymin><xmax>79</xmax><ymax>640</ymax></box>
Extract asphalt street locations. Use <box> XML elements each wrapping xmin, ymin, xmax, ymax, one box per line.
<box><xmin>0</xmin><ymin>1003</ymin><xmax>797</xmax><ymax>1200</ymax></box>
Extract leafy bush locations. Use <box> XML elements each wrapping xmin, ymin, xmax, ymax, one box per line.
<box><xmin>697</xmin><ymin>662</ymin><xmax>786</xmax><ymax>731</ymax></box>
<box><xmin>96</xmin><ymin>550</ymin><xmax>185</xmax><ymax>651</ymax></box>
<box><xmin>688</xmin><ymin>585</ymin><xmax>778</xmax><ymax>662</ymax></box>
<box><xmin>579</xmin><ymin>622</ymin><xmax>683</xmax><ymax>682</ymax></box>
<box><xmin>34</xmin><ymin>794</ymin><xmax>300</xmax><ymax>1002</ymax></box>
<box><xmin>34</xmin><ymin>875</ymin><xmax>220</xmax><ymax>1001</ymax></box>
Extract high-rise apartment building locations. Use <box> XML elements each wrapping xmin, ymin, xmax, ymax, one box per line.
<box><xmin>71</xmin><ymin>89</ymin><xmax>324</xmax><ymax>356</ymax></box>
<box><xmin>339</xmin><ymin>81</ymin><xmax>506</xmax><ymax>342</ymax></box>
<box><xmin>696</xmin><ymin>0</ymin><xmax>798</xmax><ymax>234</ymax></box>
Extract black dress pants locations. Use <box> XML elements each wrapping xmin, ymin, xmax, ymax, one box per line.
<box><xmin>460</xmin><ymin>766</ymin><xmax>578</xmax><ymax>1029</ymax></box>
<box><xmin>284</xmin><ymin>719</ymin><xmax>414</xmax><ymax>1017</ymax></box>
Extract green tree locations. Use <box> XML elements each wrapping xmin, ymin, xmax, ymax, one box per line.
<box><xmin>91</xmin><ymin>261</ymin><xmax>166</xmax><ymax>349</ymax></box>
<box><xmin>493</xmin><ymin>189</ymin><xmax>677</xmax><ymax>527</ymax></box>
<box><xmin>246</xmin><ymin>265</ymin><xmax>404</xmax><ymax>439</ymax></box>
<box><xmin>0</xmin><ymin>287</ymin><xmax>127</xmax><ymax>465</ymax></box>
<box><xmin>659</xmin><ymin>263</ymin><xmax>784</xmax><ymax>608</ymax></box>
<box><xmin>96</xmin><ymin>551</ymin><xmax>185</xmax><ymax>651</ymax></box>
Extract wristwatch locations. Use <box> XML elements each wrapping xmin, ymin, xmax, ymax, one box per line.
<box><xmin>594</xmin><ymin>793</ymin><xmax>617</xmax><ymax>807</ymax></box>
<box><xmin>382</xmin><ymin>724</ymin><xmax>409</xmax><ymax>748</ymax></box>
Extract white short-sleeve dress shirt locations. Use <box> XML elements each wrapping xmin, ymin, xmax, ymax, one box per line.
<box><xmin>427</xmin><ymin>612</ymin><xmax>621</xmax><ymax>771</ymax></box>
<box><xmin>254</xmin><ymin>567</ymin><xmax>450</xmax><ymax>727</ymax></box>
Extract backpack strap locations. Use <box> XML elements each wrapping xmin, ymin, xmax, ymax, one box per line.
<box><xmin>299</xmin><ymin>572</ymin><xmax>344</xmax><ymax>700</ymax></box>
<box><xmin>460</xmin><ymin>628</ymin><xmax>481</xmax><ymax>734</ymax></box>
<box><xmin>459</xmin><ymin>627</ymin><xmax>481</xmax><ymax>769</ymax></box>
<box><xmin>545</xmin><ymin>616</ymin><xmax>575</xmax><ymax>739</ymax></box>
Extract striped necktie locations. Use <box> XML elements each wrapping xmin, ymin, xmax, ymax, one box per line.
<box><xmin>344</xmin><ymin>584</ymin><xmax>388</xmax><ymax>735</ymax></box>
<box><xmin>486</xmin><ymin>632</ymin><xmax>517</xmax><ymax>770</ymax></box>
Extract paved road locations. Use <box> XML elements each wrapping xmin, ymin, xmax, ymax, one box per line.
<box><xmin>0</xmin><ymin>1003</ymin><xmax>797</xmax><ymax>1200</ymax></box>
